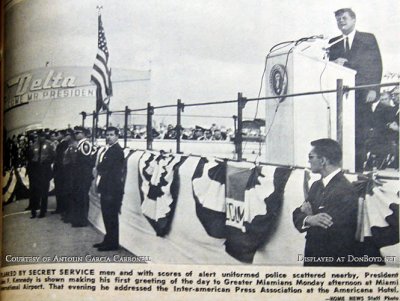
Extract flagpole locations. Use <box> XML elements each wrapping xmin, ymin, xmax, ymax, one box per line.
<box><xmin>106</xmin><ymin>108</ymin><xmax>110</xmax><ymax>128</ymax></box>
<box><xmin>95</xmin><ymin>5</ymin><xmax>103</xmax><ymax>137</ymax></box>
<box><xmin>95</xmin><ymin>110</ymin><xmax>99</xmax><ymax>140</ymax></box>
<box><xmin>92</xmin><ymin>110</ymin><xmax>96</xmax><ymax>144</ymax></box>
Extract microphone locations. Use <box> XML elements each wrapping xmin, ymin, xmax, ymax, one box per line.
<box><xmin>323</xmin><ymin>36</ymin><xmax>345</xmax><ymax>51</ymax></box>
<box><xmin>310</xmin><ymin>34</ymin><xmax>324</xmax><ymax>39</ymax></box>
<box><xmin>297</xmin><ymin>34</ymin><xmax>324</xmax><ymax>42</ymax></box>
<box><xmin>297</xmin><ymin>35</ymin><xmax>327</xmax><ymax>55</ymax></box>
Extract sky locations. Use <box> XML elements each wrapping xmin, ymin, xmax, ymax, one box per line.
<box><xmin>4</xmin><ymin>0</ymin><xmax>400</xmax><ymax>123</ymax></box>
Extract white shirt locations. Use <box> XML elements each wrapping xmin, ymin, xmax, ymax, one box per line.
<box><xmin>96</xmin><ymin>142</ymin><xmax>119</xmax><ymax>188</ymax></box>
<box><xmin>343</xmin><ymin>29</ymin><xmax>356</xmax><ymax>50</ymax></box>
<box><xmin>371</xmin><ymin>100</ymin><xmax>380</xmax><ymax>112</ymax></box>
<box><xmin>322</xmin><ymin>168</ymin><xmax>341</xmax><ymax>187</ymax></box>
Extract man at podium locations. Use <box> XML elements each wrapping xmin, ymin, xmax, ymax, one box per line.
<box><xmin>329</xmin><ymin>8</ymin><xmax>382</xmax><ymax>172</ymax></box>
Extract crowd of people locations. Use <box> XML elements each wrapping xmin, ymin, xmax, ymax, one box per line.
<box><xmin>4</xmin><ymin>128</ymin><xmax>92</xmax><ymax>223</ymax></box>
<box><xmin>3</xmin><ymin>123</ymin><xmax>239</xmax><ymax>172</ymax></box>
<box><xmin>2</xmin><ymin>120</ymin><xmax>258</xmax><ymax>242</ymax></box>
<box><xmin>94</xmin><ymin>123</ymin><xmax>236</xmax><ymax>141</ymax></box>
<box><xmin>4</xmin><ymin>88</ymin><xmax>398</xmax><ymax>179</ymax></box>
<box><xmin>10</xmin><ymin>127</ymin><xmax>97</xmax><ymax>225</ymax></box>
<box><xmin>3</xmin><ymin>126</ymin><xmax>129</xmax><ymax>251</ymax></box>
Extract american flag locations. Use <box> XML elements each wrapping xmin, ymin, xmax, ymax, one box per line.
<box><xmin>91</xmin><ymin>13</ymin><xmax>112</xmax><ymax>112</ymax></box>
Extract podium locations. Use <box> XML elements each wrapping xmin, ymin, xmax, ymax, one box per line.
<box><xmin>264</xmin><ymin>47</ymin><xmax>356</xmax><ymax>172</ymax></box>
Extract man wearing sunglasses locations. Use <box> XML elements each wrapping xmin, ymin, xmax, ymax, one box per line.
<box><xmin>293</xmin><ymin>138</ymin><xmax>359</xmax><ymax>266</ymax></box>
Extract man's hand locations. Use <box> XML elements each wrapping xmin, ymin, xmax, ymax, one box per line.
<box><xmin>365</xmin><ymin>90</ymin><xmax>377</xmax><ymax>103</ymax></box>
<box><xmin>334</xmin><ymin>58</ymin><xmax>348</xmax><ymax>66</ymax></box>
<box><xmin>388</xmin><ymin>122</ymin><xmax>399</xmax><ymax>132</ymax></box>
<box><xmin>305</xmin><ymin>213</ymin><xmax>333</xmax><ymax>229</ymax></box>
<box><xmin>300</xmin><ymin>201</ymin><xmax>313</xmax><ymax>216</ymax></box>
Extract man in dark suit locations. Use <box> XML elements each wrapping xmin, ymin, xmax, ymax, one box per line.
<box><xmin>29</xmin><ymin>130</ymin><xmax>55</xmax><ymax>218</ymax></box>
<box><xmin>61</xmin><ymin>129</ymin><xmax>77</xmax><ymax>223</ymax></box>
<box><xmin>293</xmin><ymin>139</ymin><xmax>359</xmax><ymax>266</ymax></box>
<box><xmin>93</xmin><ymin>127</ymin><xmax>125</xmax><ymax>251</ymax></box>
<box><xmin>365</xmin><ymin>91</ymin><xmax>398</xmax><ymax>169</ymax></box>
<box><xmin>329</xmin><ymin>8</ymin><xmax>382</xmax><ymax>172</ymax></box>
<box><xmin>53</xmin><ymin>129</ymin><xmax>70</xmax><ymax>214</ymax></box>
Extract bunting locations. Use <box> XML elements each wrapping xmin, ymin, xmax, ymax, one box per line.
<box><xmin>192</xmin><ymin>158</ymin><xmax>227</xmax><ymax>238</ymax></box>
<box><xmin>2</xmin><ymin>167</ymin><xmax>30</xmax><ymax>204</ymax></box>
<box><xmin>2</xmin><ymin>169</ymin><xmax>17</xmax><ymax>204</ymax></box>
<box><xmin>224</xmin><ymin>165</ymin><xmax>292</xmax><ymax>263</ymax></box>
<box><xmin>192</xmin><ymin>158</ymin><xmax>292</xmax><ymax>263</ymax></box>
<box><xmin>138</xmin><ymin>152</ymin><xmax>187</xmax><ymax>236</ymax></box>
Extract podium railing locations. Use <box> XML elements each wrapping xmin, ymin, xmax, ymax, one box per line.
<box><xmin>80</xmin><ymin>81</ymin><xmax>399</xmax><ymax>161</ymax></box>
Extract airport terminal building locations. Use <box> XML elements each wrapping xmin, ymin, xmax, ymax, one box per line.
<box><xmin>4</xmin><ymin>66</ymin><xmax>151</xmax><ymax>135</ymax></box>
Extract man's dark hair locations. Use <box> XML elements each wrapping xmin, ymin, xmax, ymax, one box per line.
<box><xmin>311</xmin><ymin>138</ymin><xmax>342</xmax><ymax>166</ymax></box>
<box><xmin>334</xmin><ymin>8</ymin><xmax>356</xmax><ymax>19</ymax></box>
<box><xmin>106</xmin><ymin>126</ymin><xmax>119</xmax><ymax>136</ymax></box>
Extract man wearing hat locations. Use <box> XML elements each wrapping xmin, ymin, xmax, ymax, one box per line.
<box><xmin>71</xmin><ymin>126</ymin><xmax>97</xmax><ymax>227</ymax></box>
<box><xmin>61</xmin><ymin>128</ymin><xmax>77</xmax><ymax>223</ymax></box>
<box><xmin>25</xmin><ymin>130</ymin><xmax>38</xmax><ymax>211</ymax></box>
<box><xmin>53</xmin><ymin>129</ymin><xmax>71</xmax><ymax>215</ymax></box>
<box><xmin>29</xmin><ymin>130</ymin><xmax>55</xmax><ymax>218</ymax></box>
<box><xmin>192</xmin><ymin>126</ymin><xmax>205</xmax><ymax>140</ymax></box>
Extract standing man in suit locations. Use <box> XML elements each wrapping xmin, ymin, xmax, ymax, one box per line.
<box><xmin>365</xmin><ymin>91</ymin><xmax>397</xmax><ymax>169</ymax></box>
<box><xmin>53</xmin><ymin>130</ymin><xmax>68</xmax><ymax>214</ymax></box>
<box><xmin>293</xmin><ymin>139</ymin><xmax>359</xmax><ymax>266</ymax></box>
<box><xmin>61</xmin><ymin>129</ymin><xmax>77</xmax><ymax>223</ymax></box>
<box><xmin>93</xmin><ymin>127</ymin><xmax>125</xmax><ymax>251</ymax></box>
<box><xmin>329</xmin><ymin>8</ymin><xmax>382</xmax><ymax>172</ymax></box>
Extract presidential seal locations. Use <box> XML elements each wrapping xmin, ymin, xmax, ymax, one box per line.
<box><xmin>269</xmin><ymin>64</ymin><xmax>288</xmax><ymax>101</ymax></box>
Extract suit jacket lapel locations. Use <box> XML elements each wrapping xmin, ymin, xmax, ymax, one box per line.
<box><xmin>310</xmin><ymin>180</ymin><xmax>325</xmax><ymax>210</ymax></box>
<box><xmin>319</xmin><ymin>172</ymin><xmax>343</xmax><ymax>207</ymax></box>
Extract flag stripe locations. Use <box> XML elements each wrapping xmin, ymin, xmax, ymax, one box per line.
<box><xmin>92</xmin><ymin>67</ymin><xmax>108</xmax><ymax>98</ymax></box>
<box><xmin>92</xmin><ymin>61</ymin><xmax>109</xmax><ymax>88</ymax></box>
<box><xmin>93</xmin><ymin>53</ymin><xmax>111</xmax><ymax>88</ymax></box>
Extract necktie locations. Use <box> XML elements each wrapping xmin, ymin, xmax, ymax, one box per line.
<box><xmin>317</xmin><ymin>179</ymin><xmax>324</xmax><ymax>191</ymax></box>
<box><xmin>345</xmin><ymin>37</ymin><xmax>350</xmax><ymax>53</ymax></box>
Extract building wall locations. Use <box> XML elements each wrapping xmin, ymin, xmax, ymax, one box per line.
<box><xmin>4</xmin><ymin>66</ymin><xmax>151</xmax><ymax>134</ymax></box>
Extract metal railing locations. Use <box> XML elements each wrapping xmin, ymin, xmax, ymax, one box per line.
<box><xmin>80</xmin><ymin>80</ymin><xmax>399</xmax><ymax>161</ymax></box>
